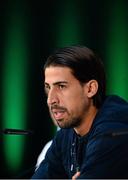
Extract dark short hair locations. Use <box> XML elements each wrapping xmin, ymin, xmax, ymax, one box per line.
<box><xmin>44</xmin><ymin>45</ymin><xmax>106</xmax><ymax>108</ymax></box>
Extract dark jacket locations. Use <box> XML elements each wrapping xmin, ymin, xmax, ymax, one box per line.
<box><xmin>32</xmin><ymin>95</ymin><xmax>128</xmax><ymax>179</ymax></box>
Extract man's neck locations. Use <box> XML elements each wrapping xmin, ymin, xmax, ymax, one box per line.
<box><xmin>74</xmin><ymin>106</ymin><xmax>98</xmax><ymax>136</ymax></box>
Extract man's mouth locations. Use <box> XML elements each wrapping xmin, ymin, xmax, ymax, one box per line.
<box><xmin>52</xmin><ymin>109</ymin><xmax>66</xmax><ymax>120</ymax></box>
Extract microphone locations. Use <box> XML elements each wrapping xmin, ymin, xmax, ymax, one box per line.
<box><xmin>2</xmin><ymin>128</ymin><xmax>33</xmax><ymax>135</ymax></box>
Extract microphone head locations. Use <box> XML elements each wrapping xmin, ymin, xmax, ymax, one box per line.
<box><xmin>2</xmin><ymin>128</ymin><xmax>33</xmax><ymax>135</ymax></box>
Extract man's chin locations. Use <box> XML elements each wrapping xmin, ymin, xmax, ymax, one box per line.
<box><xmin>57</xmin><ymin>122</ymin><xmax>73</xmax><ymax>129</ymax></box>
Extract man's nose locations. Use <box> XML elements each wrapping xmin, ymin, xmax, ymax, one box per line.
<box><xmin>47</xmin><ymin>89</ymin><xmax>59</xmax><ymax>105</ymax></box>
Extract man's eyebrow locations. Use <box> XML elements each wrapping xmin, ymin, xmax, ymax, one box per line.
<box><xmin>44</xmin><ymin>82</ymin><xmax>49</xmax><ymax>86</ymax></box>
<box><xmin>44</xmin><ymin>81</ymin><xmax>68</xmax><ymax>86</ymax></box>
<box><xmin>53</xmin><ymin>81</ymin><xmax>68</xmax><ymax>85</ymax></box>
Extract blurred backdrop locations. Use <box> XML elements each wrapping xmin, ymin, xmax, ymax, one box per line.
<box><xmin>0</xmin><ymin>0</ymin><xmax>128</xmax><ymax>178</ymax></box>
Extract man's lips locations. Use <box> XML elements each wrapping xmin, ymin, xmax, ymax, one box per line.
<box><xmin>51</xmin><ymin>108</ymin><xmax>66</xmax><ymax>120</ymax></box>
<box><xmin>53</xmin><ymin>111</ymin><xmax>65</xmax><ymax>120</ymax></box>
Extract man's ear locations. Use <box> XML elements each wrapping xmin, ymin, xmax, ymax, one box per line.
<box><xmin>84</xmin><ymin>80</ymin><xmax>98</xmax><ymax>98</ymax></box>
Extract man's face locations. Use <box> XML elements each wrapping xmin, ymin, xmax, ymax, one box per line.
<box><xmin>44</xmin><ymin>66</ymin><xmax>91</xmax><ymax>129</ymax></box>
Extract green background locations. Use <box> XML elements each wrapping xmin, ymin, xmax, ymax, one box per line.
<box><xmin>0</xmin><ymin>0</ymin><xmax>128</xmax><ymax>178</ymax></box>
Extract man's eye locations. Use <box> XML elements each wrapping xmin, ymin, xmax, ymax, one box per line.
<box><xmin>58</xmin><ymin>85</ymin><xmax>66</xmax><ymax>89</ymax></box>
<box><xmin>44</xmin><ymin>86</ymin><xmax>50</xmax><ymax>94</ymax></box>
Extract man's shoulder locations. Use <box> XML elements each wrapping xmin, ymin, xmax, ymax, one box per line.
<box><xmin>89</xmin><ymin>95</ymin><xmax>128</xmax><ymax>139</ymax></box>
<box><xmin>103</xmin><ymin>95</ymin><xmax>128</xmax><ymax>111</ymax></box>
<box><xmin>96</xmin><ymin>95</ymin><xmax>128</xmax><ymax>123</ymax></box>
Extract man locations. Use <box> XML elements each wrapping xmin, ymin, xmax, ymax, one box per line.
<box><xmin>32</xmin><ymin>45</ymin><xmax>128</xmax><ymax>179</ymax></box>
